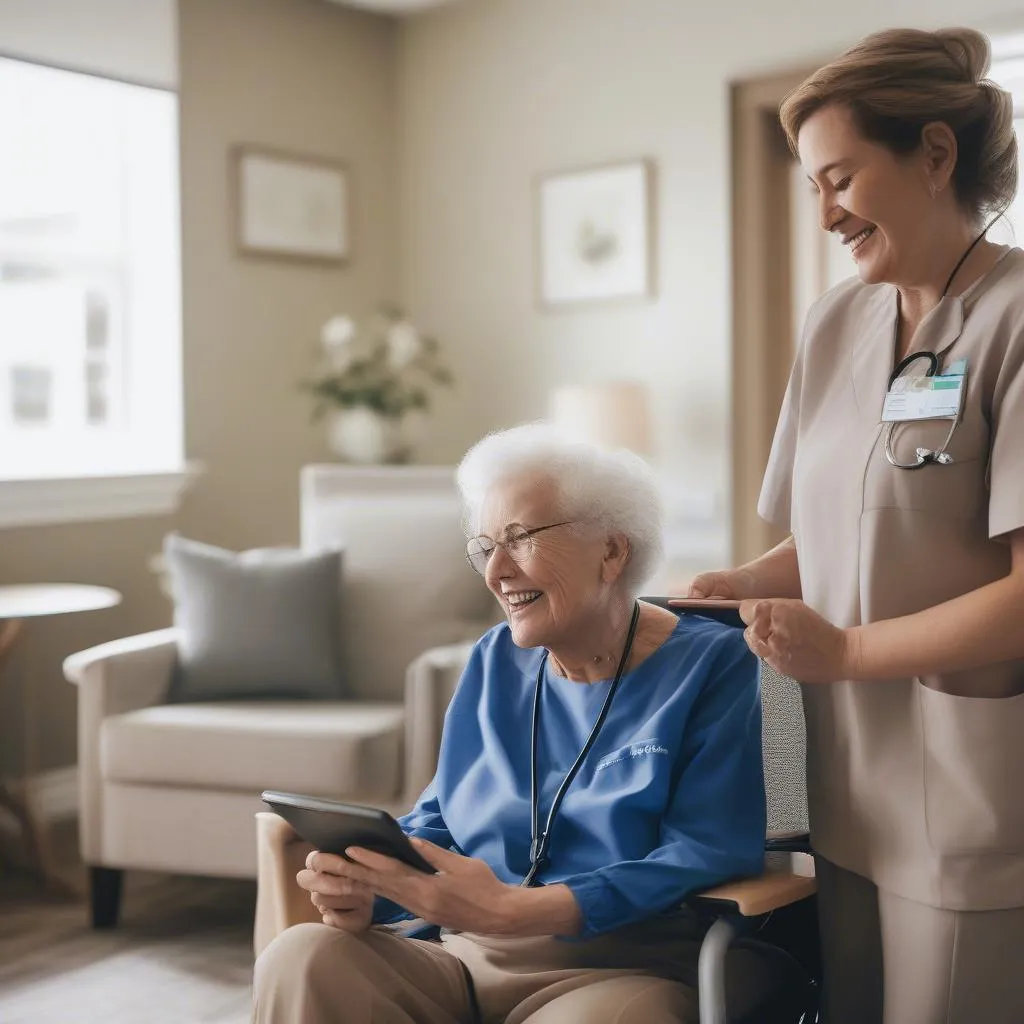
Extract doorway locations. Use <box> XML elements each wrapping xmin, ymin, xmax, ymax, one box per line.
<box><xmin>729</xmin><ymin>68</ymin><xmax>847</xmax><ymax>566</ymax></box>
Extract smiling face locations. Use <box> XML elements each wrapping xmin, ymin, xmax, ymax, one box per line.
<box><xmin>475</xmin><ymin>472</ymin><xmax>628</xmax><ymax>651</ymax></box>
<box><xmin>798</xmin><ymin>103</ymin><xmax>942</xmax><ymax>287</ymax></box>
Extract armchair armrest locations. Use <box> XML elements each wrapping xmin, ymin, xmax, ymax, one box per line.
<box><xmin>63</xmin><ymin>628</ymin><xmax>181</xmax><ymax>863</ymax></box>
<box><xmin>402</xmin><ymin>641</ymin><xmax>474</xmax><ymax>804</ymax></box>
<box><xmin>63</xmin><ymin>627</ymin><xmax>180</xmax><ymax>708</ymax></box>
<box><xmin>253</xmin><ymin>811</ymin><xmax>320</xmax><ymax>957</ymax></box>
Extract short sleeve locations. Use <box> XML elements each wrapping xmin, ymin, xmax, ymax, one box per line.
<box><xmin>757</xmin><ymin>314</ymin><xmax>815</xmax><ymax>532</ymax></box>
<box><xmin>988</xmin><ymin>326</ymin><xmax>1024</xmax><ymax>539</ymax></box>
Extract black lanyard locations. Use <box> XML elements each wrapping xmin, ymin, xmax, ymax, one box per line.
<box><xmin>887</xmin><ymin>220</ymin><xmax>994</xmax><ymax>390</ymax></box>
<box><xmin>521</xmin><ymin>600</ymin><xmax>641</xmax><ymax>888</ymax></box>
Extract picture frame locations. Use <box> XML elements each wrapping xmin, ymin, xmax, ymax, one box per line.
<box><xmin>231</xmin><ymin>145</ymin><xmax>350</xmax><ymax>264</ymax></box>
<box><xmin>536</xmin><ymin>158</ymin><xmax>655</xmax><ymax>307</ymax></box>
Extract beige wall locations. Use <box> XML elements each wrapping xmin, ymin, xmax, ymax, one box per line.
<box><xmin>177</xmin><ymin>0</ymin><xmax>397</xmax><ymax>549</ymax></box>
<box><xmin>0</xmin><ymin>0</ymin><xmax>397</xmax><ymax>777</ymax></box>
<box><xmin>397</xmin><ymin>0</ymin><xmax>1024</xmax><ymax>535</ymax></box>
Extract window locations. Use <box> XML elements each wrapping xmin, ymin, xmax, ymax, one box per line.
<box><xmin>0</xmin><ymin>57</ymin><xmax>182</xmax><ymax>482</ymax></box>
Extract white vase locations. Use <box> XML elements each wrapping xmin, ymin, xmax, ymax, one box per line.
<box><xmin>327</xmin><ymin>408</ymin><xmax>404</xmax><ymax>464</ymax></box>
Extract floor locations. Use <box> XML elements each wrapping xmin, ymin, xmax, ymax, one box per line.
<box><xmin>0</xmin><ymin>821</ymin><xmax>256</xmax><ymax>1024</ymax></box>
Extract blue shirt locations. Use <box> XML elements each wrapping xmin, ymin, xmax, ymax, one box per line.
<box><xmin>376</xmin><ymin>614</ymin><xmax>766</xmax><ymax>938</ymax></box>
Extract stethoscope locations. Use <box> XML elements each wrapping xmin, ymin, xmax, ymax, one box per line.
<box><xmin>883</xmin><ymin>220</ymin><xmax>995</xmax><ymax>471</ymax></box>
<box><xmin>883</xmin><ymin>348</ymin><xmax>960</xmax><ymax>469</ymax></box>
<box><xmin>520</xmin><ymin>600</ymin><xmax>641</xmax><ymax>888</ymax></box>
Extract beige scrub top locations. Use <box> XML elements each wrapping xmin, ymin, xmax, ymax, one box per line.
<box><xmin>759</xmin><ymin>246</ymin><xmax>1024</xmax><ymax>911</ymax></box>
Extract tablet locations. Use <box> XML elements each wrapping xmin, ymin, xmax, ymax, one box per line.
<box><xmin>261</xmin><ymin>790</ymin><xmax>436</xmax><ymax>874</ymax></box>
<box><xmin>647</xmin><ymin>596</ymin><xmax>745</xmax><ymax>629</ymax></box>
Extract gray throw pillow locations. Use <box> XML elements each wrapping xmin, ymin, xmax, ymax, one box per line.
<box><xmin>163</xmin><ymin>534</ymin><xmax>345</xmax><ymax>701</ymax></box>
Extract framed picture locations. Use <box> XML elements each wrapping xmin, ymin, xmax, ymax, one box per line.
<box><xmin>536</xmin><ymin>159</ymin><xmax>655</xmax><ymax>307</ymax></box>
<box><xmin>232</xmin><ymin>145</ymin><xmax>350</xmax><ymax>263</ymax></box>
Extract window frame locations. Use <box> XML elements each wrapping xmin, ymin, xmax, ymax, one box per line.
<box><xmin>0</xmin><ymin>53</ymin><xmax>195</xmax><ymax>529</ymax></box>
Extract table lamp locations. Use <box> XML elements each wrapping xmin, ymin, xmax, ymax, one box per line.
<box><xmin>549</xmin><ymin>381</ymin><xmax>652</xmax><ymax>455</ymax></box>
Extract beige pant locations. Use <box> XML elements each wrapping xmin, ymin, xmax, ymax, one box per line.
<box><xmin>252</xmin><ymin>913</ymin><xmax>780</xmax><ymax>1024</ymax></box>
<box><xmin>816</xmin><ymin>856</ymin><xmax>1024</xmax><ymax>1024</ymax></box>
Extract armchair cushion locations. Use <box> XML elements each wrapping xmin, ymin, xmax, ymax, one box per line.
<box><xmin>164</xmin><ymin>533</ymin><xmax>345</xmax><ymax>701</ymax></box>
<box><xmin>101</xmin><ymin>701</ymin><xmax>406</xmax><ymax>800</ymax></box>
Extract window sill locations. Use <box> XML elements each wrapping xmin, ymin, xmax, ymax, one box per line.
<box><xmin>0</xmin><ymin>463</ymin><xmax>203</xmax><ymax>530</ymax></box>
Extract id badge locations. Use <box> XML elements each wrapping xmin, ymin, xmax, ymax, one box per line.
<box><xmin>881</xmin><ymin>373</ymin><xmax>965</xmax><ymax>422</ymax></box>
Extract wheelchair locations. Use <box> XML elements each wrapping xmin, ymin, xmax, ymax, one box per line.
<box><xmin>649</xmin><ymin>598</ymin><xmax>820</xmax><ymax>1024</ymax></box>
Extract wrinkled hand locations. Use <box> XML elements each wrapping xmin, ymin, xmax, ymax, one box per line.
<box><xmin>297</xmin><ymin>852</ymin><xmax>374</xmax><ymax>933</ymax></box>
<box><xmin>739</xmin><ymin>598</ymin><xmax>856</xmax><ymax>683</ymax></box>
<box><xmin>684</xmin><ymin>568</ymin><xmax>756</xmax><ymax>600</ymax></box>
<box><xmin>331</xmin><ymin>839</ymin><xmax>521</xmax><ymax>935</ymax></box>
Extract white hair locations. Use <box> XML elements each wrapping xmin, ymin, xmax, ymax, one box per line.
<box><xmin>456</xmin><ymin>422</ymin><xmax>665</xmax><ymax>592</ymax></box>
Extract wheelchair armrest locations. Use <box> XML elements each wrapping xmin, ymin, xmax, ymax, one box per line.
<box><xmin>688</xmin><ymin>870</ymin><xmax>817</xmax><ymax>917</ymax></box>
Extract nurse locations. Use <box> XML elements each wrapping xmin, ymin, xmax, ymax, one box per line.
<box><xmin>685</xmin><ymin>26</ymin><xmax>1024</xmax><ymax>1024</ymax></box>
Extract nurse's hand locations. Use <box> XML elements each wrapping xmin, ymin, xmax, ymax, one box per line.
<box><xmin>684</xmin><ymin>567</ymin><xmax>757</xmax><ymax>600</ymax></box>
<box><xmin>739</xmin><ymin>598</ymin><xmax>854</xmax><ymax>683</ymax></box>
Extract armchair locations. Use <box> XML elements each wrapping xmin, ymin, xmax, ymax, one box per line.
<box><xmin>63</xmin><ymin>465</ymin><xmax>493</xmax><ymax>929</ymax></box>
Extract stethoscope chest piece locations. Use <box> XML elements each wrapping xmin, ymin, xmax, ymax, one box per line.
<box><xmin>917</xmin><ymin>447</ymin><xmax>955</xmax><ymax>466</ymax></box>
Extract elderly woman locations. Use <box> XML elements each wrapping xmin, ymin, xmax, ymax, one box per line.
<box><xmin>253</xmin><ymin>425</ymin><xmax>770</xmax><ymax>1024</ymax></box>
<box><xmin>688</xmin><ymin>27</ymin><xmax>1024</xmax><ymax>1024</ymax></box>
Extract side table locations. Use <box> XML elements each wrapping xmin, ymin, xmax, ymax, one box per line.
<box><xmin>0</xmin><ymin>584</ymin><xmax>121</xmax><ymax>889</ymax></box>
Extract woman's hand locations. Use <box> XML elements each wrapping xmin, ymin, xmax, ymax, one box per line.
<box><xmin>337</xmin><ymin>840</ymin><xmax>529</xmax><ymax>935</ymax></box>
<box><xmin>297</xmin><ymin>852</ymin><xmax>375</xmax><ymax>933</ymax></box>
<box><xmin>684</xmin><ymin>567</ymin><xmax>756</xmax><ymax>600</ymax></box>
<box><xmin>739</xmin><ymin>598</ymin><xmax>857</xmax><ymax>683</ymax></box>
<box><xmin>328</xmin><ymin>839</ymin><xmax>582</xmax><ymax>936</ymax></box>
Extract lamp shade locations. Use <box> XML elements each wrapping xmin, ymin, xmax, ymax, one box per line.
<box><xmin>549</xmin><ymin>381</ymin><xmax>652</xmax><ymax>454</ymax></box>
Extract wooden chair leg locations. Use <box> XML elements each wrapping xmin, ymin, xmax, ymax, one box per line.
<box><xmin>0</xmin><ymin>619</ymin><xmax>76</xmax><ymax>899</ymax></box>
<box><xmin>0</xmin><ymin>619</ymin><xmax>23</xmax><ymax>667</ymax></box>
<box><xmin>90</xmin><ymin>866</ymin><xmax>124</xmax><ymax>929</ymax></box>
<box><xmin>0</xmin><ymin>778</ymin><xmax>75</xmax><ymax>897</ymax></box>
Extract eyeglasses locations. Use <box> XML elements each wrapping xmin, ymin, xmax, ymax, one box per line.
<box><xmin>465</xmin><ymin>521</ymin><xmax>573</xmax><ymax>575</ymax></box>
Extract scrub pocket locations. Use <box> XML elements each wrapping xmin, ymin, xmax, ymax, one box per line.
<box><xmin>919</xmin><ymin>683</ymin><xmax>1024</xmax><ymax>853</ymax></box>
<box><xmin>867</xmin><ymin>383</ymin><xmax>988</xmax><ymax>519</ymax></box>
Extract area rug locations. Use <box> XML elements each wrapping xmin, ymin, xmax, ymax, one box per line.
<box><xmin>0</xmin><ymin>863</ymin><xmax>255</xmax><ymax>1024</ymax></box>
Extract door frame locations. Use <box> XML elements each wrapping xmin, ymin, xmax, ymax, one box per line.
<box><xmin>729</xmin><ymin>68</ymin><xmax>816</xmax><ymax>566</ymax></box>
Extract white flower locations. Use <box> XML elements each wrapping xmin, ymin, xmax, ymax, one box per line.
<box><xmin>321</xmin><ymin>315</ymin><xmax>355</xmax><ymax>350</ymax></box>
<box><xmin>321</xmin><ymin>315</ymin><xmax>356</xmax><ymax>372</ymax></box>
<box><xmin>386</xmin><ymin>320</ymin><xmax>423</xmax><ymax>372</ymax></box>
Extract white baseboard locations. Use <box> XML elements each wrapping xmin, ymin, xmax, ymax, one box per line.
<box><xmin>29</xmin><ymin>765</ymin><xmax>79</xmax><ymax>822</ymax></box>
